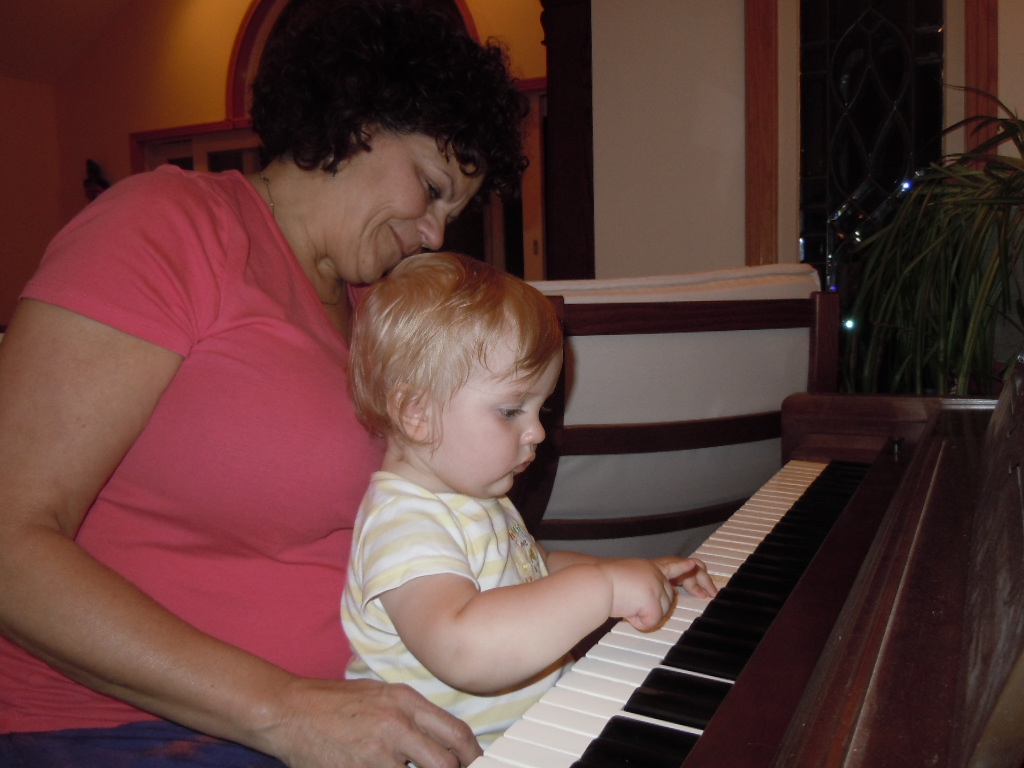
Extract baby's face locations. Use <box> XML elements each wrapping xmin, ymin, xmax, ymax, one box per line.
<box><xmin>417</xmin><ymin>345</ymin><xmax>561</xmax><ymax>499</ymax></box>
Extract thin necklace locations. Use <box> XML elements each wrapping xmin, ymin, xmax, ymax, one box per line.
<box><xmin>258</xmin><ymin>173</ymin><xmax>275</xmax><ymax>218</ymax></box>
<box><xmin>258</xmin><ymin>172</ymin><xmax>341</xmax><ymax>307</ymax></box>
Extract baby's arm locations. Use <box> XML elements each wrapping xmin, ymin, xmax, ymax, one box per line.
<box><xmin>379</xmin><ymin>554</ymin><xmax>715</xmax><ymax>695</ymax></box>
<box><xmin>546</xmin><ymin>549</ymin><xmax>717</xmax><ymax>600</ymax></box>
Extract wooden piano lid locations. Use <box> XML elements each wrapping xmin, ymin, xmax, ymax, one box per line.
<box><xmin>957</xmin><ymin>364</ymin><xmax>1024</xmax><ymax>768</ymax></box>
<box><xmin>765</xmin><ymin>380</ymin><xmax>1024</xmax><ymax>768</ymax></box>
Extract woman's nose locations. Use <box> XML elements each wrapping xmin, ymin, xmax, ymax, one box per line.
<box><xmin>417</xmin><ymin>212</ymin><xmax>445</xmax><ymax>251</ymax></box>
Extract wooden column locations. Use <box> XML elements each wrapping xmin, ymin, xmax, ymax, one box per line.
<box><xmin>539</xmin><ymin>0</ymin><xmax>595</xmax><ymax>280</ymax></box>
<box><xmin>964</xmin><ymin>0</ymin><xmax>999</xmax><ymax>149</ymax></box>
<box><xmin>745</xmin><ymin>0</ymin><xmax>779</xmax><ymax>266</ymax></box>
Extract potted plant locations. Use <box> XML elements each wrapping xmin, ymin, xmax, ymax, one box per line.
<box><xmin>840</xmin><ymin>99</ymin><xmax>1024</xmax><ymax>396</ymax></box>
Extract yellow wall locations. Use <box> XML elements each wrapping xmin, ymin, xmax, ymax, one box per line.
<box><xmin>53</xmin><ymin>0</ymin><xmax>254</xmax><ymax>224</ymax></box>
<box><xmin>463</xmin><ymin>0</ymin><xmax>546</xmax><ymax>81</ymax></box>
<box><xmin>0</xmin><ymin>0</ymin><xmax>545</xmax><ymax>323</ymax></box>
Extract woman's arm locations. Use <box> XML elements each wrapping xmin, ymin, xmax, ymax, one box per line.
<box><xmin>0</xmin><ymin>300</ymin><xmax>478</xmax><ymax>768</ymax></box>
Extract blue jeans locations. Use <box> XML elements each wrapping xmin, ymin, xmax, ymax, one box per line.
<box><xmin>0</xmin><ymin>720</ymin><xmax>287</xmax><ymax>767</ymax></box>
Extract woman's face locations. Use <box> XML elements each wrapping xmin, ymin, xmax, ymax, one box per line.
<box><xmin>317</xmin><ymin>131</ymin><xmax>483</xmax><ymax>285</ymax></box>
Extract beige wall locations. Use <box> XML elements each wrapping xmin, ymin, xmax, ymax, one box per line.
<box><xmin>589</xmin><ymin>0</ymin><xmax>1015</xmax><ymax>280</ymax></box>
<box><xmin>592</xmin><ymin>0</ymin><xmax>747</xmax><ymax>278</ymax></box>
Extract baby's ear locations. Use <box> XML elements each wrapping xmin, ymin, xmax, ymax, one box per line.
<box><xmin>388</xmin><ymin>389</ymin><xmax>432</xmax><ymax>443</ymax></box>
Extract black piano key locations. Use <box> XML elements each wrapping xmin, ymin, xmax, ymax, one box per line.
<box><xmin>661</xmin><ymin>629</ymin><xmax>757</xmax><ymax>680</ymax></box>
<box><xmin>727</xmin><ymin>561</ymin><xmax>802</xmax><ymax>591</ymax></box>
<box><xmin>741</xmin><ymin>552</ymin><xmax>807</xmax><ymax>580</ymax></box>
<box><xmin>713</xmin><ymin>583</ymin><xmax>790</xmax><ymax>608</ymax></box>
<box><xmin>569</xmin><ymin>716</ymin><xmax>699</xmax><ymax>768</ymax></box>
<box><xmin>623</xmin><ymin>668</ymin><xmax>732</xmax><ymax>730</ymax></box>
<box><xmin>699</xmin><ymin>597</ymin><xmax>777</xmax><ymax>632</ymax></box>
<box><xmin>752</xmin><ymin>539</ymin><xmax>820</xmax><ymax>563</ymax></box>
<box><xmin>686</xmin><ymin>615</ymin><xmax>766</xmax><ymax>645</ymax></box>
<box><xmin>723</xmin><ymin>575</ymin><xmax>799</xmax><ymax>603</ymax></box>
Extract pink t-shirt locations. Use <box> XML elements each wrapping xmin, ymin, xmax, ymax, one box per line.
<box><xmin>0</xmin><ymin>166</ymin><xmax>384</xmax><ymax>733</ymax></box>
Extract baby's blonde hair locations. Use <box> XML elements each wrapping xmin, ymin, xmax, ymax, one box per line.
<box><xmin>349</xmin><ymin>252</ymin><xmax>563</xmax><ymax>442</ymax></box>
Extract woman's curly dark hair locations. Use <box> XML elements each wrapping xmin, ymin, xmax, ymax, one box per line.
<box><xmin>250</xmin><ymin>0</ymin><xmax>530</xmax><ymax>201</ymax></box>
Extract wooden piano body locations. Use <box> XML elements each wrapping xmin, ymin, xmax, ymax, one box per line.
<box><xmin>744</xmin><ymin>384</ymin><xmax>1024</xmax><ymax>768</ymax></box>
<box><xmin>681</xmin><ymin>381</ymin><xmax>1024</xmax><ymax>768</ymax></box>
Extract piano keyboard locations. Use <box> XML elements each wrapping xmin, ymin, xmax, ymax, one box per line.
<box><xmin>472</xmin><ymin>459</ymin><xmax>869</xmax><ymax>768</ymax></box>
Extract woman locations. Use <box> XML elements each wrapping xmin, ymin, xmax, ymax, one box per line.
<box><xmin>0</xmin><ymin>1</ymin><xmax>528</xmax><ymax>766</ymax></box>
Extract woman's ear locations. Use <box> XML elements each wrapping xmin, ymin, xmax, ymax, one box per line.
<box><xmin>387</xmin><ymin>390</ymin><xmax>432</xmax><ymax>443</ymax></box>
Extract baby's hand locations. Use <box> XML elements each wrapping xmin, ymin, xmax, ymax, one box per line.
<box><xmin>650</xmin><ymin>556</ymin><xmax>718</xmax><ymax>599</ymax></box>
<box><xmin>595</xmin><ymin>558</ymin><xmax>677</xmax><ymax>631</ymax></box>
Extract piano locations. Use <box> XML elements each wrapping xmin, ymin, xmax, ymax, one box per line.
<box><xmin>472</xmin><ymin>364</ymin><xmax>1024</xmax><ymax>768</ymax></box>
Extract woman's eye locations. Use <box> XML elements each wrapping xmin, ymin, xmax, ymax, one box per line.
<box><xmin>426</xmin><ymin>181</ymin><xmax>442</xmax><ymax>201</ymax></box>
<box><xmin>499</xmin><ymin>407</ymin><xmax>525</xmax><ymax>419</ymax></box>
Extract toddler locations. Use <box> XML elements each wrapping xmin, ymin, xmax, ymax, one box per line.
<box><xmin>342</xmin><ymin>252</ymin><xmax>717</xmax><ymax>746</ymax></box>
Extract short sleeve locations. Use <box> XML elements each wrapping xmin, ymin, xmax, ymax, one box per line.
<box><xmin>22</xmin><ymin>168</ymin><xmax>247</xmax><ymax>356</ymax></box>
<box><xmin>355</xmin><ymin>493</ymin><xmax>478</xmax><ymax>610</ymax></box>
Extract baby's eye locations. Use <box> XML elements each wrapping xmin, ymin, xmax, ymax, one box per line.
<box><xmin>499</xmin><ymin>407</ymin><xmax>525</xmax><ymax>419</ymax></box>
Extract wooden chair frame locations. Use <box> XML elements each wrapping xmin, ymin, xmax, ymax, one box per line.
<box><xmin>508</xmin><ymin>291</ymin><xmax>840</xmax><ymax>541</ymax></box>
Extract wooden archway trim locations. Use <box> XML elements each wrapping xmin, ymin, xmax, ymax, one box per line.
<box><xmin>226</xmin><ymin>0</ymin><xmax>284</xmax><ymax>123</ymax></box>
<box><xmin>964</xmin><ymin>0</ymin><xmax>999</xmax><ymax>148</ymax></box>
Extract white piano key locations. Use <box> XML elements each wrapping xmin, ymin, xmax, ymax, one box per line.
<box><xmin>597</xmin><ymin>629</ymin><xmax>673</xmax><ymax>656</ymax></box>
<box><xmin>466</xmin><ymin>756</ymin><xmax>512</xmax><ymax>768</ymax></box>
<box><xmin>713</xmin><ymin>520</ymin><xmax>774</xmax><ymax>536</ymax></box>
<box><xmin>729</xmin><ymin>520</ymin><xmax>774</xmax><ymax>532</ymax></box>
<box><xmin>503</xmin><ymin>718</ymin><xmax>595</xmax><ymax>756</ymax></box>
<box><xmin>522</xmin><ymin>700</ymin><xmax>608</xmax><ymax>738</ymax></box>
<box><xmin>484</xmin><ymin>735</ymin><xmax>578</xmax><ymax>768</ymax></box>
<box><xmin>671</xmin><ymin>595</ymin><xmax>711</xmax><ymax>620</ymax></box>
<box><xmin>659</xmin><ymin>614</ymin><xmax>696</xmax><ymax>633</ymax></box>
<box><xmin>694</xmin><ymin>560</ymin><xmax>737</xmax><ymax>576</ymax></box>
<box><xmin>538</xmin><ymin>684</ymin><xmax>630</xmax><ymax>720</ymax></box>
<box><xmin>609</xmin><ymin>622</ymin><xmax>679</xmax><ymax>646</ymax></box>
<box><xmin>572</xmin><ymin>656</ymin><xmax>650</xmax><ymax>688</ymax></box>
<box><xmin>555</xmin><ymin>667</ymin><xmax>636</xmax><ymax>703</ymax></box>
<box><xmin>587</xmin><ymin>642</ymin><xmax>664</xmax><ymax>672</ymax></box>
<box><xmin>704</xmin><ymin>529</ymin><xmax>767</xmax><ymax>548</ymax></box>
<box><xmin>695</xmin><ymin>543</ymin><xmax>749</xmax><ymax>559</ymax></box>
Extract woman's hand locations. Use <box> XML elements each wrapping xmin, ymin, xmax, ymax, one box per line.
<box><xmin>263</xmin><ymin>677</ymin><xmax>481</xmax><ymax>768</ymax></box>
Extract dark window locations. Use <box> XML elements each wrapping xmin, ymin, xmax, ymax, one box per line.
<box><xmin>800</xmin><ymin>0</ymin><xmax>944</xmax><ymax>300</ymax></box>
